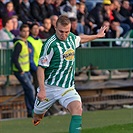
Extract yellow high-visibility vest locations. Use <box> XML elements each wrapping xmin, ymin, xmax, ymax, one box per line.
<box><xmin>13</xmin><ymin>40</ymin><xmax>29</xmax><ymax>72</ymax></box>
<box><xmin>27</xmin><ymin>36</ymin><xmax>43</xmax><ymax>66</ymax></box>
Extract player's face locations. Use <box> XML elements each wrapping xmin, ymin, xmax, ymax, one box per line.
<box><xmin>55</xmin><ymin>23</ymin><xmax>71</xmax><ymax>41</ymax></box>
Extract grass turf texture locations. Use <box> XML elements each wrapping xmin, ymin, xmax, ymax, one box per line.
<box><xmin>0</xmin><ymin>109</ymin><xmax>133</xmax><ymax>133</ymax></box>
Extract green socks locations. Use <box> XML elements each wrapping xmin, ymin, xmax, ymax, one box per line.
<box><xmin>69</xmin><ymin>115</ymin><xmax>82</xmax><ymax>133</ymax></box>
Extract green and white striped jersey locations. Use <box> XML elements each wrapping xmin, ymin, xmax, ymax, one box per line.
<box><xmin>38</xmin><ymin>32</ymin><xmax>81</xmax><ymax>88</ymax></box>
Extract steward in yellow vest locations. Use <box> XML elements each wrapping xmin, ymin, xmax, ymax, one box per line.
<box><xmin>12</xmin><ymin>24</ymin><xmax>35</xmax><ymax>118</ymax></box>
<box><xmin>27</xmin><ymin>23</ymin><xmax>43</xmax><ymax>95</ymax></box>
<box><xmin>12</xmin><ymin>40</ymin><xmax>29</xmax><ymax>72</ymax></box>
<box><xmin>27</xmin><ymin>36</ymin><xmax>43</xmax><ymax>67</ymax></box>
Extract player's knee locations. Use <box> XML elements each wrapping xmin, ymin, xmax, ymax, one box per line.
<box><xmin>76</xmin><ymin>105</ymin><xmax>83</xmax><ymax>115</ymax></box>
<box><xmin>68</xmin><ymin>102</ymin><xmax>83</xmax><ymax>115</ymax></box>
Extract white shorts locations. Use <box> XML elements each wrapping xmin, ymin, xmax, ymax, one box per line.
<box><xmin>34</xmin><ymin>84</ymin><xmax>81</xmax><ymax>114</ymax></box>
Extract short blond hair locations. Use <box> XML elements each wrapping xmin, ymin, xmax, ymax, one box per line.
<box><xmin>56</xmin><ymin>15</ymin><xmax>71</xmax><ymax>26</ymax></box>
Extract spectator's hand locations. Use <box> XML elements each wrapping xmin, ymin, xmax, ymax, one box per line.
<box><xmin>129</xmin><ymin>17</ymin><xmax>133</xmax><ymax>23</ymax></box>
<box><xmin>39</xmin><ymin>26</ymin><xmax>45</xmax><ymax>31</ymax></box>
<box><xmin>28</xmin><ymin>48</ymin><xmax>32</xmax><ymax>53</ymax></box>
<box><xmin>97</xmin><ymin>26</ymin><xmax>107</xmax><ymax>38</ymax></box>
<box><xmin>89</xmin><ymin>21</ymin><xmax>95</xmax><ymax>29</ymax></box>
<box><xmin>116</xmin><ymin>26</ymin><xmax>121</xmax><ymax>38</ymax></box>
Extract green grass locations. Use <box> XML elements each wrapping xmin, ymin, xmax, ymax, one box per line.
<box><xmin>0</xmin><ymin>109</ymin><xmax>133</xmax><ymax>133</ymax></box>
<box><xmin>81</xmin><ymin>123</ymin><xmax>133</xmax><ymax>133</ymax></box>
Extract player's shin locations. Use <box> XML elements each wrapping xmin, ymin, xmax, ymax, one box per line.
<box><xmin>69</xmin><ymin>115</ymin><xmax>82</xmax><ymax>133</ymax></box>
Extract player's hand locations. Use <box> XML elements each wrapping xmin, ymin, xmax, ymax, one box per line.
<box><xmin>97</xmin><ymin>26</ymin><xmax>107</xmax><ymax>38</ymax></box>
<box><xmin>37</xmin><ymin>89</ymin><xmax>46</xmax><ymax>102</ymax></box>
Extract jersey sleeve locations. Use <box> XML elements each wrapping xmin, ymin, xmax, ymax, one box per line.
<box><xmin>75</xmin><ymin>36</ymin><xmax>81</xmax><ymax>48</ymax></box>
<box><xmin>38</xmin><ymin>41</ymin><xmax>54</xmax><ymax>68</ymax></box>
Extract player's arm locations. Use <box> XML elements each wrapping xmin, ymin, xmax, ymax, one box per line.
<box><xmin>79</xmin><ymin>26</ymin><xmax>106</xmax><ymax>44</ymax></box>
<box><xmin>37</xmin><ymin>66</ymin><xmax>46</xmax><ymax>101</ymax></box>
<box><xmin>36</xmin><ymin>40</ymin><xmax>54</xmax><ymax>101</ymax></box>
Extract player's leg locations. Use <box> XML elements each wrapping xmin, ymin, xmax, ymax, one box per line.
<box><xmin>59</xmin><ymin>87</ymin><xmax>82</xmax><ymax>133</ymax></box>
<box><xmin>32</xmin><ymin>97</ymin><xmax>50</xmax><ymax>126</ymax></box>
<box><xmin>67</xmin><ymin>101</ymin><xmax>82</xmax><ymax>133</ymax></box>
<box><xmin>32</xmin><ymin>85</ymin><xmax>56</xmax><ymax>126</ymax></box>
<box><xmin>32</xmin><ymin>111</ymin><xmax>46</xmax><ymax>126</ymax></box>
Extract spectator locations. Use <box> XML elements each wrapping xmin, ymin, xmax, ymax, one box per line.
<box><xmin>110</xmin><ymin>0</ymin><xmax>130</xmax><ymax>36</ymax></box>
<box><xmin>31</xmin><ymin>0</ymin><xmax>51</xmax><ymax>24</ymax></box>
<box><xmin>12</xmin><ymin>0</ymin><xmax>23</xmax><ymax>17</ymax></box>
<box><xmin>110</xmin><ymin>19</ymin><xmax>123</xmax><ymax>46</ymax></box>
<box><xmin>27</xmin><ymin>23</ymin><xmax>43</xmax><ymax>95</ymax></box>
<box><xmin>119</xmin><ymin>0</ymin><xmax>133</xmax><ymax>29</ymax></box>
<box><xmin>19</xmin><ymin>0</ymin><xmax>35</xmax><ymax>24</ymax></box>
<box><xmin>0</xmin><ymin>17</ymin><xmax>14</xmax><ymax>48</ymax></box>
<box><xmin>12</xmin><ymin>24</ymin><xmax>35</xmax><ymax>118</ymax></box>
<box><xmin>50</xmin><ymin>15</ymin><xmax>58</xmax><ymax>34</ymax></box>
<box><xmin>85</xmin><ymin>0</ymin><xmax>103</xmax><ymax>12</ymax></box>
<box><xmin>60</xmin><ymin>0</ymin><xmax>77</xmax><ymax>18</ymax></box>
<box><xmin>70</xmin><ymin>17</ymin><xmax>79</xmax><ymax>35</ymax></box>
<box><xmin>77</xmin><ymin>2</ymin><xmax>90</xmax><ymax>35</ymax></box>
<box><xmin>85</xmin><ymin>2</ymin><xmax>103</xmax><ymax>31</ymax></box>
<box><xmin>0</xmin><ymin>0</ymin><xmax>8</xmax><ymax>20</ymax></box>
<box><xmin>11</xmin><ymin>15</ymin><xmax>20</xmax><ymax>37</ymax></box>
<box><xmin>45</xmin><ymin>0</ymin><xmax>54</xmax><ymax>17</ymax></box>
<box><xmin>86</xmin><ymin>0</ymin><xmax>130</xmax><ymax>35</ymax></box>
<box><xmin>5</xmin><ymin>1</ymin><xmax>16</xmax><ymax>18</ymax></box>
<box><xmin>70</xmin><ymin>17</ymin><xmax>89</xmax><ymax>47</ymax></box>
<box><xmin>92</xmin><ymin>19</ymin><xmax>123</xmax><ymax>47</ymax></box>
<box><xmin>51</xmin><ymin>0</ymin><xmax>63</xmax><ymax>16</ymax></box>
<box><xmin>38</xmin><ymin>18</ymin><xmax>53</xmax><ymax>39</ymax></box>
<box><xmin>77</xmin><ymin>2</ymin><xmax>88</xmax><ymax>25</ymax></box>
<box><xmin>92</xmin><ymin>20</ymin><xmax>112</xmax><ymax>46</ymax></box>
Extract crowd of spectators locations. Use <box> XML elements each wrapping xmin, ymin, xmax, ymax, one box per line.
<box><xmin>0</xmin><ymin>0</ymin><xmax>133</xmax><ymax>48</ymax></box>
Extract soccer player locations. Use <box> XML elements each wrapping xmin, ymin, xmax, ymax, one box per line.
<box><xmin>32</xmin><ymin>15</ymin><xmax>106</xmax><ymax>133</ymax></box>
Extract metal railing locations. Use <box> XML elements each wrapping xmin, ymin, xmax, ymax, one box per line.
<box><xmin>0</xmin><ymin>38</ymin><xmax>133</xmax><ymax>83</ymax></box>
<box><xmin>76</xmin><ymin>38</ymin><xmax>133</xmax><ymax>79</ymax></box>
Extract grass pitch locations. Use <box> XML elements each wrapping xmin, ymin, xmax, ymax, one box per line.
<box><xmin>0</xmin><ymin>109</ymin><xmax>133</xmax><ymax>133</ymax></box>
<box><xmin>81</xmin><ymin>123</ymin><xmax>133</xmax><ymax>133</ymax></box>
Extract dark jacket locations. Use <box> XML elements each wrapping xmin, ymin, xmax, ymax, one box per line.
<box><xmin>112</xmin><ymin>10</ymin><xmax>127</xmax><ymax>23</ymax></box>
<box><xmin>31</xmin><ymin>1</ymin><xmax>50</xmax><ymax>23</ymax></box>
<box><xmin>51</xmin><ymin>4</ymin><xmax>61</xmax><ymax>16</ymax></box>
<box><xmin>0</xmin><ymin>1</ymin><xmax>7</xmax><ymax>19</ymax></box>
<box><xmin>86</xmin><ymin>3</ymin><xmax>104</xmax><ymax>27</ymax></box>
<box><xmin>19</xmin><ymin>2</ymin><xmax>35</xmax><ymax>23</ymax></box>
<box><xmin>119</xmin><ymin>6</ymin><xmax>132</xmax><ymax>18</ymax></box>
